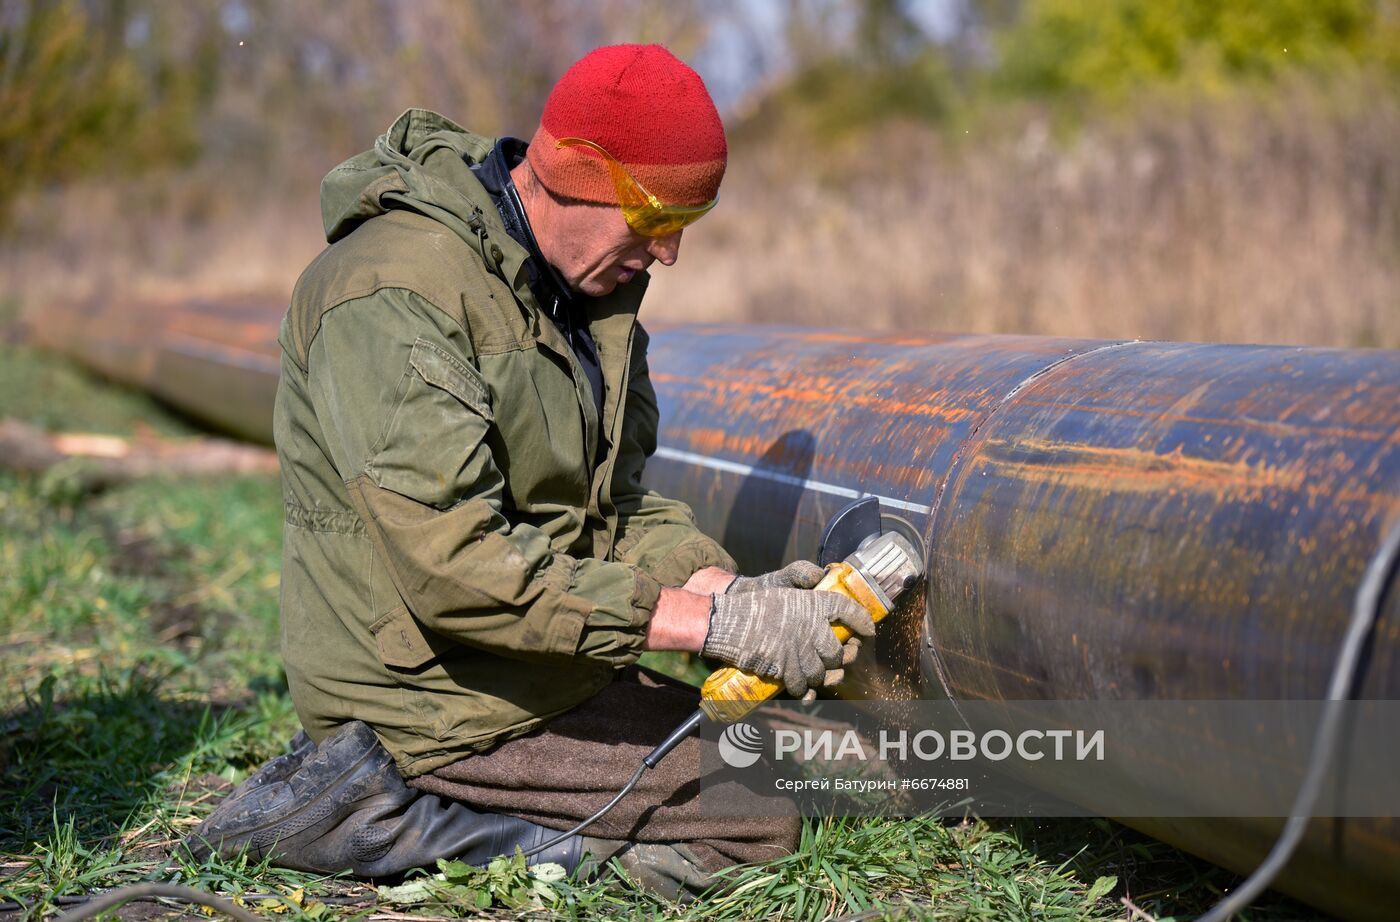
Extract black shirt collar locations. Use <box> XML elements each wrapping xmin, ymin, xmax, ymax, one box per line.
<box><xmin>470</xmin><ymin>138</ymin><xmax>575</xmax><ymax>322</ymax></box>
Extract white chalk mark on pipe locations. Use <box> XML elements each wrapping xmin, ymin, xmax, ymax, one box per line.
<box><xmin>653</xmin><ymin>446</ymin><xmax>932</xmax><ymax>516</ymax></box>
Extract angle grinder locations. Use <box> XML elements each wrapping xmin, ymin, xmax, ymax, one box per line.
<box><xmin>693</xmin><ymin>497</ymin><xmax>926</xmax><ymax>723</ymax></box>
<box><xmin>522</xmin><ymin>496</ymin><xmax>927</xmax><ymax>857</ymax></box>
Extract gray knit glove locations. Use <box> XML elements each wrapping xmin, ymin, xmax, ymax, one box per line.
<box><xmin>703</xmin><ymin>588</ymin><xmax>876</xmax><ymax>700</ymax></box>
<box><xmin>726</xmin><ymin>560</ymin><xmax>826</xmax><ymax>594</ymax></box>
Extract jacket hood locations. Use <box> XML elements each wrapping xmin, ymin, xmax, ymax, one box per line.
<box><xmin>321</xmin><ymin>108</ymin><xmax>496</xmax><ymax>247</ymax></box>
<box><xmin>318</xmin><ymin>107</ymin><xmax>648</xmax><ymax>315</ymax></box>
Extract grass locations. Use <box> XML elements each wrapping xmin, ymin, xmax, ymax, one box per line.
<box><xmin>0</xmin><ymin>339</ymin><xmax>1328</xmax><ymax>920</ymax></box>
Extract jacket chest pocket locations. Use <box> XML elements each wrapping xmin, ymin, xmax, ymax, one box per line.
<box><xmin>368</xmin><ymin>337</ymin><xmax>496</xmax><ymax>510</ymax></box>
<box><xmin>478</xmin><ymin>346</ymin><xmax>592</xmax><ymax>508</ymax></box>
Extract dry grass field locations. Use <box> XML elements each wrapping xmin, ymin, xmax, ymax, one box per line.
<box><xmin>649</xmin><ymin>80</ymin><xmax>1400</xmax><ymax>348</ymax></box>
<box><xmin>4</xmin><ymin>81</ymin><xmax>1396</xmax><ymax>351</ymax></box>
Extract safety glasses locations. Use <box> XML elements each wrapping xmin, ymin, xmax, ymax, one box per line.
<box><xmin>555</xmin><ymin>137</ymin><xmax>718</xmax><ymax>237</ymax></box>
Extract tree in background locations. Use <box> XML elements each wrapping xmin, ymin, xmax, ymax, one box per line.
<box><xmin>2</xmin><ymin>0</ymin><xmax>1396</xmax><ymax>351</ymax></box>
<box><xmin>737</xmin><ymin>0</ymin><xmax>957</xmax><ymax>142</ymax></box>
<box><xmin>997</xmin><ymin>0</ymin><xmax>1400</xmax><ymax>102</ymax></box>
<box><xmin>0</xmin><ymin>0</ymin><xmax>216</xmax><ymax>222</ymax></box>
<box><xmin>0</xmin><ymin>0</ymin><xmax>710</xmax><ymax>229</ymax></box>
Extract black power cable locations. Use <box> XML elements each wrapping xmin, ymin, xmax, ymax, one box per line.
<box><xmin>1194</xmin><ymin>517</ymin><xmax>1400</xmax><ymax>922</ymax></box>
<box><xmin>521</xmin><ymin>709</ymin><xmax>710</xmax><ymax>859</ymax></box>
<box><xmin>520</xmin><ymin>762</ymin><xmax>650</xmax><ymax>860</ymax></box>
<box><xmin>44</xmin><ymin>709</ymin><xmax>700</xmax><ymax>919</ymax></box>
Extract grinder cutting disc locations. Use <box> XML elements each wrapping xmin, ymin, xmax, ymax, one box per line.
<box><xmin>818</xmin><ymin>497</ymin><xmax>927</xmax><ymax>566</ymax></box>
<box><xmin>818</xmin><ymin>497</ymin><xmax>880</xmax><ymax>565</ymax></box>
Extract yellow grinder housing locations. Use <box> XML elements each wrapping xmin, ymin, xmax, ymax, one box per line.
<box><xmin>700</xmin><ymin>531</ymin><xmax>923</xmax><ymax>722</ymax></box>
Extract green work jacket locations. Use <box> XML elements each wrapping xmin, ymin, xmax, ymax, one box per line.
<box><xmin>274</xmin><ymin>109</ymin><xmax>734</xmax><ymax>776</ymax></box>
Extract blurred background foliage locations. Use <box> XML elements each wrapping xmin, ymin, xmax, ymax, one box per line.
<box><xmin>0</xmin><ymin>0</ymin><xmax>214</xmax><ymax>221</ymax></box>
<box><xmin>998</xmin><ymin>0</ymin><xmax>1400</xmax><ymax>103</ymax></box>
<box><xmin>1</xmin><ymin>0</ymin><xmax>1397</xmax><ymax>347</ymax></box>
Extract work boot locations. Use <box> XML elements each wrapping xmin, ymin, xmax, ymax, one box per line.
<box><xmin>183</xmin><ymin>721</ymin><xmax>582</xmax><ymax>877</ymax></box>
<box><xmin>582</xmin><ymin>836</ymin><xmax>715</xmax><ymax>903</ymax></box>
<box><xmin>186</xmin><ymin>729</ymin><xmax>314</xmax><ymax>837</ymax></box>
<box><xmin>238</xmin><ymin>730</ymin><xmax>315</xmax><ymax>793</ymax></box>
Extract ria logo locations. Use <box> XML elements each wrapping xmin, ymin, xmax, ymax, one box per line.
<box><xmin>718</xmin><ymin>722</ymin><xmax>765</xmax><ymax>768</ymax></box>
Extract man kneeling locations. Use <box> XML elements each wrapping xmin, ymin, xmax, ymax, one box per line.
<box><xmin>185</xmin><ymin>45</ymin><xmax>873</xmax><ymax>901</ymax></box>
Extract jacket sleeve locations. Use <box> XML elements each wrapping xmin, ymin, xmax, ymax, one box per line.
<box><xmin>308</xmin><ymin>288</ymin><xmax>660</xmax><ymax>666</ymax></box>
<box><xmin>608</xmin><ymin>325</ymin><xmax>737</xmax><ymax>586</ymax></box>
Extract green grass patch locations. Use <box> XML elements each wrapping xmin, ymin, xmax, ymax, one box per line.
<box><xmin>0</xmin><ymin>470</ymin><xmax>285</xmax><ymax>702</ymax></box>
<box><xmin>0</xmin><ymin>342</ymin><xmax>1324</xmax><ymax>919</ymax></box>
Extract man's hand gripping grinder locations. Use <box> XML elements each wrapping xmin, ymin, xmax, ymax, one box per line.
<box><xmin>695</xmin><ymin>497</ymin><xmax>926</xmax><ymax>723</ymax></box>
<box><xmin>522</xmin><ymin>497</ymin><xmax>926</xmax><ymax>857</ymax></box>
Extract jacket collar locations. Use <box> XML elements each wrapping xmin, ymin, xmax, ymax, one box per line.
<box><xmin>469</xmin><ymin>138</ymin><xmax>580</xmax><ymax>331</ymax></box>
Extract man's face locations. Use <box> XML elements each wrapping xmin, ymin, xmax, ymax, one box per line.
<box><xmin>542</xmin><ymin>199</ymin><xmax>683</xmax><ymax>297</ymax></box>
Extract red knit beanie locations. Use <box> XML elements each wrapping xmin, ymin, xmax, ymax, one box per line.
<box><xmin>527</xmin><ymin>44</ymin><xmax>726</xmax><ymax>208</ymax></box>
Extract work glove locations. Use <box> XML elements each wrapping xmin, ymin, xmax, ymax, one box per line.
<box><xmin>702</xmin><ymin>587</ymin><xmax>876</xmax><ymax>701</ymax></box>
<box><xmin>726</xmin><ymin>560</ymin><xmax>826</xmax><ymax>594</ymax></box>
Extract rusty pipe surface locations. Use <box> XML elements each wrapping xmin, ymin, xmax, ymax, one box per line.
<box><xmin>641</xmin><ymin>324</ymin><xmax>1400</xmax><ymax>921</ymax></box>
<box><xmin>29</xmin><ymin>303</ymin><xmax>1400</xmax><ymax>919</ymax></box>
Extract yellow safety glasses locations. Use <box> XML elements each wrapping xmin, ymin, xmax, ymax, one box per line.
<box><xmin>555</xmin><ymin>137</ymin><xmax>717</xmax><ymax>237</ymax></box>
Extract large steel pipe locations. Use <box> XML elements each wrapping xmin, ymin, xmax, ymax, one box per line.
<box><xmin>28</xmin><ymin>304</ymin><xmax>1400</xmax><ymax>918</ymax></box>
<box><xmin>642</xmin><ymin>325</ymin><xmax>1400</xmax><ymax>920</ymax></box>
